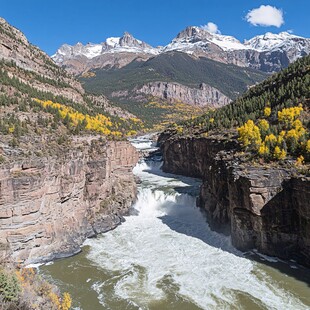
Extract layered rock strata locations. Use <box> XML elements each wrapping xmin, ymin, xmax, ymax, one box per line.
<box><xmin>159</xmin><ymin>135</ymin><xmax>310</xmax><ymax>266</ymax></box>
<box><xmin>134</xmin><ymin>82</ymin><xmax>231</xmax><ymax>107</ymax></box>
<box><xmin>0</xmin><ymin>139</ymin><xmax>138</xmax><ymax>264</ymax></box>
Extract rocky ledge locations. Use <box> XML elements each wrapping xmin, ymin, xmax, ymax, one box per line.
<box><xmin>0</xmin><ymin>139</ymin><xmax>139</xmax><ymax>264</ymax></box>
<box><xmin>159</xmin><ymin>134</ymin><xmax>310</xmax><ymax>267</ymax></box>
<box><xmin>134</xmin><ymin>82</ymin><xmax>231</xmax><ymax>107</ymax></box>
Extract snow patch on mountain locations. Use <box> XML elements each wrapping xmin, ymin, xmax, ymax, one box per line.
<box><xmin>106</xmin><ymin>37</ymin><xmax>121</xmax><ymax>47</ymax></box>
<box><xmin>210</xmin><ymin>34</ymin><xmax>250</xmax><ymax>51</ymax></box>
<box><xmin>244</xmin><ymin>32</ymin><xmax>307</xmax><ymax>51</ymax></box>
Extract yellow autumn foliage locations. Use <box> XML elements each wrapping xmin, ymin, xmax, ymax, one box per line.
<box><xmin>61</xmin><ymin>292</ymin><xmax>72</xmax><ymax>310</ymax></box>
<box><xmin>258</xmin><ymin>119</ymin><xmax>269</xmax><ymax>132</ymax></box>
<box><xmin>258</xmin><ymin>143</ymin><xmax>269</xmax><ymax>156</ymax></box>
<box><xmin>307</xmin><ymin>140</ymin><xmax>310</xmax><ymax>153</ymax></box>
<box><xmin>34</xmin><ymin>99</ymin><xmax>113</xmax><ymax>134</ymax></box>
<box><xmin>273</xmin><ymin>146</ymin><xmax>286</xmax><ymax>160</ymax></box>
<box><xmin>237</xmin><ymin>120</ymin><xmax>261</xmax><ymax>149</ymax></box>
<box><xmin>264</xmin><ymin>107</ymin><xmax>271</xmax><ymax>117</ymax></box>
<box><xmin>12</xmin><ymin>267</ymin><xmax>73</xmax><ymax>309</ymax></box>
<box><xmin>33</xmin><ymin>98</ymin><xmax>143</xmax><ymax>137</ymax></box>
<box><xmin>278</xmin><ymin>106</ymin><xmax>303</xmax><ymax>125</ymax></box>
<box><xmin>237</xmin><ymin>104</ymin><xmax>309</xmax><ymax>162</ymax></box>
<box><xmin>296</xmin><ymin>155</ymin><xmax>305</xmax><ymax>165</ymax></box>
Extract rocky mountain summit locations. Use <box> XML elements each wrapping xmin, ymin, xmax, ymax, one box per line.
<box><xmin>53</xmin><ymin>31</ymin><xmax>159</xmax><ymax>74</ymax></box>
<box><xmin>53</xmin><ymin>26</ymin><xmax>310</xmax><ymax>74</ymax></box>
<box><xmin>54</xmin><ymin>31</ymin><xmax>158</xmax><ymax>62</ymax></box>
<box><xmin>165</xmin><ymin>27</ymin><xmax>310</xmax><ymax>72</ymax></box>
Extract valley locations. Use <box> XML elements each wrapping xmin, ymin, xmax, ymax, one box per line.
<box><xmin>0</xmin><ymin>7</ymin><xmax>309</xmax><ymax>310</ymax></box>
<box><xmin>40</xmin><ymin>136</ymin><xmax>310</xmax><ymax>310</ymax></box>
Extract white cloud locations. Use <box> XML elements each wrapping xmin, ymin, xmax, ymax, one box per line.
<box><xmin>201</xmin><ymin>22</ymin><xmax>221</xmax><ymax>34</ymax></box>
<box><xmin>246</xmin><ymin>5</ymin><xmax>284</xmax><ymax>28</ymax></box>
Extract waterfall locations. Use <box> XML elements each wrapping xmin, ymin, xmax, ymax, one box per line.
<box><xmin>41</xmin><ymin>135</ymin><xmax>310</xmax><ymax>310</ymax></box>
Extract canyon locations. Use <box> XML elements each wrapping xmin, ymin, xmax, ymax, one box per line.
<box><xmin>159</xmin><ymin>134</ymin><xmax>310</xmax><ymax>267</ymax></box>
<box><xmin>0</xmin><ymin>11</ymin><xmax>309</xmax><ymax>309</ymax></box>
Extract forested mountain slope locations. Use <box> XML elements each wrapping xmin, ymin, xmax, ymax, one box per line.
<box><xmin>162</xmin><ymin>55</ymin><xmax>310</xmax><ymax>163</ymax></box>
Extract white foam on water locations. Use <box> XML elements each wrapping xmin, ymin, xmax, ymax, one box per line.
<box><xmin>83</xmin><ymin>158</ymin><xmax>308</xmax><ymax>309</ymax></box>
<box><xmin>91</xmin><ymin>282</ymin><xmax>106</xmax><ymax>307</ymax></box>
<box><xmin>129</xmin><ymin>134</ymin><xmax>158</xmax><ymax>151</ymax></box>
<box><xmin>29</xmin><ymin>261</ymin><xmax>54</xmax><ymax>269</ymax></box>
<box><xmin>131</xmin><ymin>141</ymin><xmax>154</xmax><ymax>150</ymax></box>
<box><xmin>26</xmin><ymin>263</ymin><xmax>44</xmax><ymax>269</ymax></box>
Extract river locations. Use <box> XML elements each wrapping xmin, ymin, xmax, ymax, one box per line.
<box><xmin>41</xmin><ymin>135</ymin><xmax>310</xmax><ymax>310</ymax></box>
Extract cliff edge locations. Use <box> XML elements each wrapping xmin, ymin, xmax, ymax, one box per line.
<box><xmin>159</xmin><ymin>134</ymin><xmax>310</xmax><ymax>267</ymax></box>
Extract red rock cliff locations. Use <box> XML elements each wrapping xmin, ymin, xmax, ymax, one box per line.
<box><xmin>0</xmin><ymin>139</ymin><xmax>138</xmax><ymax>264</ymax></box>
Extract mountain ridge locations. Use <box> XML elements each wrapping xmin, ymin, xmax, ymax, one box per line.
<box><xmin>80</xmin><ymin>51</ymin><xmax>268</xmax><ymax>127</ymax></box>
<box><xmin>52</xmin><ymin>26</ymin><xmax>310</xmax><ymax>74</ymax></box>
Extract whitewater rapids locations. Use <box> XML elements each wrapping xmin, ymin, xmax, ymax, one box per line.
<box><xmin>41</xmin><ymin>135</ymin><xmax>310</xmax><ymax>310</ymax></box>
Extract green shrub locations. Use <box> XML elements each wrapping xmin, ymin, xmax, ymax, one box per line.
<box><xmin>0</xmin><ymin>270</ymin><xmax>21</xmax><ymax>302</ymax></box>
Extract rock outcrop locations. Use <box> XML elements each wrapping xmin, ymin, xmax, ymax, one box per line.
<box><xmin>159</xmin><ymin>135</ymin><xmax>310</xmax><ymax>267</ymax></box>
<box><xmin>0</xmin><ymin>139</ymin><xmax>139</xmax><ymax>264</ymax></box>
<box><xmin>134</xmin><ymin>82</ymin><xmax>231</xmax><ymax>107</ymax></box>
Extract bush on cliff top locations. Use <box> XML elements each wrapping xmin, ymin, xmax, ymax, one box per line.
<box><xmin>237</xmin><ymin>104</ymin><xmax>309</xmax><ymax>163</ymax></box>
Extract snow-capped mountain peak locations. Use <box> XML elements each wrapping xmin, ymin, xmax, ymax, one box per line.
<box><xmin>164</xmin><ymin>26</ymin><xmax>251</xmax><ymax>53</ymax></box>
<box><xmin>52</xmin><ymin>32</ymin><xmax>159</xmax><ymax>63</ymax></box>
<box><xmin>164</xmin><ymin>27</ymin><xmax>310</xmax><ymax>54</ymax></box>
<box><xmin>52</xmin><ymin>26</ymin><xmax>310</xmax><ymax>74</ymax></box>
<box><xmin>244</xmin><ymin>32</ymin><xmax>306</xmax><ymax>52</ymax></box>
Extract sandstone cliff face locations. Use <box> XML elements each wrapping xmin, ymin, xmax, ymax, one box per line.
<box><xmin>159</xmin><ymin>135</ymin><xmax>310</xmax><ymax>266</ymax></box>
<box><xmin>134</xmin><ymin>82</ymin><xmax>231</xmax><ymax>107</ymax></box>
<box><xmin>0</xmin><ymin>140</ymin><xmax>138</xmax><ymax>264</ymax></box>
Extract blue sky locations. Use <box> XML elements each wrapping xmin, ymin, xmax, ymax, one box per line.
<box><xmin>1</xmin><ymin>0</ymin><xmax>309</xmax><ymax>55</ymax></box>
